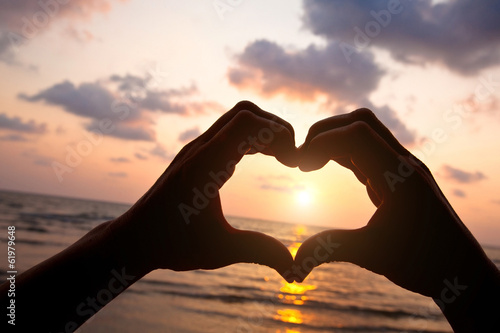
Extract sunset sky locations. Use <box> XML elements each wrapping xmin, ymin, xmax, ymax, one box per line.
<box><xmin>1</xmin><ymin>0</ymin><xmax>500</xmax><ymax>246</ymax></box>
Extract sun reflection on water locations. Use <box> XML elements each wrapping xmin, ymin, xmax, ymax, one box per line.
<box><xmin>276</xmin><ymin>329</ymin><xmax>302</xmax><ymax>333</ymax></box>
<box><xmin>274</xmin><ymin>309</ymin><xmax>303</xmax><ymax>324</ymax></box>
<box><xmin>294</xmin><ymin>225</ymin><xmax>307</xmax><ymax>238</ymax></box>
<box><xmin>288</xmin><ymin>242</ymin><xmax>301</xmax><ymax>259</ymax></box>
<box><xmin>279</xmin><ymin>282</ymin><xmax>316</xmax><ymax>306</ymax></box>
<box><xmin>274</xmin><ymin>228</ymin><xmax>316</xmax><ymax>329</ymax></box>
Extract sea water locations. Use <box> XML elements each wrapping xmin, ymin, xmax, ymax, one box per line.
<box><xmin>1</xmin><ymin>190</ymin><xmax>499</xmax><ymax>332</ymax></box>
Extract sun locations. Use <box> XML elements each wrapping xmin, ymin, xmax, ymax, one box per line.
<box><xmin>296</xmin><ymin>190</ymin><xmax>312</xmax><ymax>206</ymax></box>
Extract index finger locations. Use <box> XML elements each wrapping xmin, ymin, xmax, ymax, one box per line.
<box><xmin>300</xmin><ymin>120</ymin><xmax>401</xmax><ymax>197</ymax></box>
<box><xmin>188</xmin><ymin>109</ymin><xmax>298</xmax><ymax>189</ymax></box>
<box><xmin>171</xmin><ymin>101</ymin><xmax>296</xmax><ymax>166</ymax></box>
<box><xmin>202</xmin><ymin>100</ymin><xmax>296</xmax><ymax>144</ymax></box>
<box><xmin>303</xmin><ymin>108</ymin><xmax>411</xmax><ymax>157</ymax></box>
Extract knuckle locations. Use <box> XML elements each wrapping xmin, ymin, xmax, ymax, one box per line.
<box><xmin>308</xmin><ymin>118</ymin><xmax>332</xmax><ymax>137</ymax></box>
<box><xmin>351</xmin><ymin>108</ymin><xmax>376</xmax><ymax>122</ymax></box>
<box><xmin>233</xmin><ymin>100</ymin><xmax>259</xmax><ymax>112</ymax></box>
<box><xmin>349</xmin><ymin>120</ymin><xmax>374</xmax><ymax>140</ymax></box>
<box><xmin>232</xmin><ymin>108</ymin><xmax>257</xmax><ymax>126</ymax></box>
<box><xmin>308</xmin><ymin>121</ymin><xmax>323</xmax><ymax>135</ymax></box>
<box><xmin>351</xmin><ymin>119</ymin><xmax>371</xmax><ymax>132</ymax></box>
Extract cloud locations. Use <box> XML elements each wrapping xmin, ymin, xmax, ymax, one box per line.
<box><xmin>302</xmin><ymin>0</ymin><xmax>500</xmax><ymax>75</ymax></box>
<box><xmin>0</xmin><ymin>1</ymin><xmax>121</xmax><ymax>26</ymax></box>
<box><xmin>85</xmin><ymin>121</ymin><xmax>156</xmax><ymax>141</ymax></box>
<box><xmin>0</xmin><ymin>33</ymin><xmax>20</xmax><ymax>66</ymax></box>
<box><xmin>257</xmin><ymin>175</ymin><xmax>305</xmax><ymax>193</ymax></box>
<box><xmin>109</xmin><ymin>74</ymin><xmax>204</xmax><ymax>114</ymax></box>
<box><xmin>18</xmin><ymin>79</ymin><xmax>155</xmax><ymax>141</ymax></box>
<box><xmin>362</xmin><ymin>101</ymin><xmax>415</xmax><ymax>144</ymax></box>
<box><xmin>452</xmin><ymin>188</ymin><xmax>466</xmax><ymax>198</ymax></box>
<box><xmin>228</xmin><ymin>0</ymin><xmax>500</xmax><ymax>143</ymax></box>
<box><xmin>150</xmin><ymin>143</ymin><xmax>174</xmax><ymax>161</ymax></box>
<box><xmin>0</xmin><ymin>134</ymin><xmax>28</xmax><ymax>142</ymax></box>
<box><xmin>260</xmin><ymin>183</ymin><xmax>305</xmax><ymax>193</ymax></box>
<box><xmin>0</xmin><ymin>112</ymin><xmax>46</xmax><ymax>133</ymax></box>
<box><xmin>19</xmin><ymin>81</ymin><xmax>121</xmax><ymax>120</ymax></box>
<box><xmin>64</xmin><ymin>27</ymin><xmax>95</xmax><ymax>43</ymax></box>
<box><xmin>110</xmin><ymin>157</ymin><xmax>130</xmax><ymax>163</ymax></box>
<box><xmin>178</xmin><ymin>127</ymin><xmax>200</xmax><ymax>143</ymax></box>
<box><xmin>22</xmin><ymin>148</ymin><xmax>51</xmax><ymax>166</ymax></box>
<box><xmin>108</xmin><ymin>171</ymin><xmax>127</xmax><ymax>178</ymax></box>
<box><xmin>229</xmin><ymin>39</ymin><xmax>383</xmax><ymax>103</ymax></box>
<box><xmin>0</xmin><ymin>0</ymin><xmax>127</xmax><ymax>64</ymax></box>
<box><xmin>229</xmin><ymin>39</ymin><xmax>415</xmax><ymax>144</ymax></box>
<box><xmin>18</xmin><ymin>74</ymin><xmax>216</xmax><ymax>142</ymax></box>
<box><xmin>442</xmin><ymin>165</ymin><xmax>487</xmax><ymax>183</ymax></box>
<box><xmin>134</xmin><ymin>152</ymin><xmax>148</xmax><ymax>160</ymax></box>
<box><xmin>140</xmin><ymin>91</ymin><xmax>194</xmax><ymax>114</ymax></box>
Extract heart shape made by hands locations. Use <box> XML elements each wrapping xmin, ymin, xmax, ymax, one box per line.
<box><xmin>163</xmin><ymin>102</ymin><xmax>470</xmax><ymax>300</ymax></box>
<box><xmin>169</xmin><ymin>103</ymin><xmax>384</xmax><ymax>284</ymax></box>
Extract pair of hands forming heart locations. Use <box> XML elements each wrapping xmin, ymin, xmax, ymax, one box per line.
<box><xmin>11</xmin><ymin>100</ymin><xmax>500</xmax><ymax>332</ymax></box>
<box><xmin>121</xmin><ymin>101</ymin><xmax>497</xmax><ymax>304</ymax></box>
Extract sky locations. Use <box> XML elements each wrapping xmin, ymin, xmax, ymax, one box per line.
<box><xmin>1</xmin><ymin>0</ymin><xmax>500</xmax><ymax>246</ymax></box>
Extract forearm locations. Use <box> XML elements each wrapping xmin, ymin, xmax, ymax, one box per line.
<box><xmin>435</xmin><ymin>257</ymin><xmax>500</xmax><ymax>332</ymax></box>
<box><xmin>0</xmin><ymin>219</ymin><xmax>151</xmax><ymax>331</ymax></box>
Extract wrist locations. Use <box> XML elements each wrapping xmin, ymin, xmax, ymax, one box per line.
<box><xmin>103</xmin><ymin>217</ymin><xmax>156</xmax><ymax>278</ymax></box>
<box><xmin>434</xmin><ymin>258</ymin><xmax>500</xmax><ymax>332</ymax></box>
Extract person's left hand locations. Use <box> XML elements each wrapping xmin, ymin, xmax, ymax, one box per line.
<box><xmin>112</xmin><ymin>101</ymin><xmax>298</xmax><ymax>281</ymax></box>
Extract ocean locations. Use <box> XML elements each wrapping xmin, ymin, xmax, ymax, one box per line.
<box><xmin>1</xmin><ymin>190</ymin><xmax>499</xmax><ymax>332</ymax></box>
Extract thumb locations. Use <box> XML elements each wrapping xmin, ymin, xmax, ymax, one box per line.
<box><xmin>293</xmin><ymin>228</ymin><xmax>369</xmax><ymax>282</ymax></box>
<box><xmin>228</xmin><ymin>230</ymin><xmax>295</xmax><ymax>283</ymax></box>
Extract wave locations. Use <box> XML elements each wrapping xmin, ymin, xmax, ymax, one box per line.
<box><xmin>167</xmin><ymin>298</ymin><xmax>450</xmax><ymax>333</ymax></box>
<box><xmin>272</xmin><ymin>322</ymin><xmax>451</xmax><ymax>333</ymax></box>
<box><xmin>135</xmin><ymin>278</ymin><xmax>437</xmax><ymax>321</ymax></box>
<box><xmin>0</xmin><ymin>236</ymin><xmax>67</xmax><ymax>247</ymax></box>
<box><xmin>19</xmin><ymin>212</ymin><xmax>116</xmax><ymax>225</ymax></box>
<box><xmin>302</xmin><ymin>298</ymin><xmax>439</xmax><ymax>320</ymax></box>
<box><xmin>6</xmin><ymin>202</ymin><xmax>24</xmax><ymax>209</ymax></box>
<box><xmin>192</xmin><ymin>269</ymin><xmax>269</xmax><ymax>284</ymax></box>
<box><xmin>140</xmin><ymin>278</ymin><xmax>198</xmax><ymax>290</ymax></box>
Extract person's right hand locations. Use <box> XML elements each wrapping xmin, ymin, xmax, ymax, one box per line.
<box><xmin>294</xmin><ymin>109</ymin><xmax>500</xmax><ymax>331</ymax></box>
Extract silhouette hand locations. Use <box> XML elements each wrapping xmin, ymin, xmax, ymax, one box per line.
<box><xmin>294</xmin><ymin>109</ymin><xmax>498</xmax><ymax>304</ymax></box>
<box><xmin>113</xmin><ymin>101</ymin><xmax>298</xmax><ymax>281</ymax></box>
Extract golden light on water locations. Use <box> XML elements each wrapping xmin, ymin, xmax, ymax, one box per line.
<box><xmin>294</xmin><ymin>225</ymin><xmax>306</xmax><ymax>237</ymax></box>
<box><xmin>288</xmin><ymin>226</ymin><xmax>307</xmax><ymax>259</ymax></box>
<box><xmin>279</xmin><ymin>281</ymin><xmax>317</xmax><ymax>306</ymax></box>
<box><xmin>274</xmin><ymin>309</ymin><xmax>303</xmax><ymax>324</ymax></box>
<box><xmin>280</xmin><ymin>282</ymin><xmax>317</xmax><ymax>295</ymax></box>
<box><xmin>288</xmin><ymin>242</ymin><xmax>301</xmax><ymax>259</ymax></box>
<box><xmin>273</xmin><ymin>224</ymin><xmax>315</xmax><ymax>329</ymax></box>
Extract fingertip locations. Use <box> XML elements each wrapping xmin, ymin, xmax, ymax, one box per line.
<box><xmin>281</xmin><ymin>271</ymin><xmax>295</xmax><ymax>283</ymax></box>
<box><xmin>275</xmin><ymin>148</ymin><xmax>300</xmax><ymax>168</ymax></box>
<box><xmin>271</xmin><ymin>127</ymin><xmax>300</xmax><ymax>168</ymax></box>
<box><xmin>298</xmin><ymin>160</ymin><xmax>327</xmax><ymax>172</ymax></box>
<box><xmin>292</xmin><ymin>248</ymin><xmax>315</xmax><ymax>283</ymax></box>
<box><xmin>231</xmin><ymin>230</ymin><xmax>294</xmax><ymax>278</ymax></box>
<box><xmin>292</xmin><ymin>265</ymin><xmax>311</xmax><ymax>284</ymax></box>
<box><xmin>292</xmin><ymin>267</ymin><xmax>306</xmax><ymax>283</ymax></box>
<box><xmin>297</xmin><ymin>142</ymin><xmax>329</xmax><ymax>172</ymax></box>
<box><xmin>298</xmin><ymin>163</ymin><xmax>316</xmax><ymax>172</ymax></box>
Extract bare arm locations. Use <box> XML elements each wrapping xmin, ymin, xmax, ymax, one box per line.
<box><xmin>0</xmin><ymin>101</ymin><xmax>298</xmax><ymax>331</ymax></box>
<box><xmin>294</xmin><ymin>109</ymin><xmax>500</xmax><ymax>332</ymax></box>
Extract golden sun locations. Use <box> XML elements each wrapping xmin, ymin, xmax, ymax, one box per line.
<box><xmin>296</xmin><ymin>190</ymin><xmax>312</xmax><ymax>206</ymax></box>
